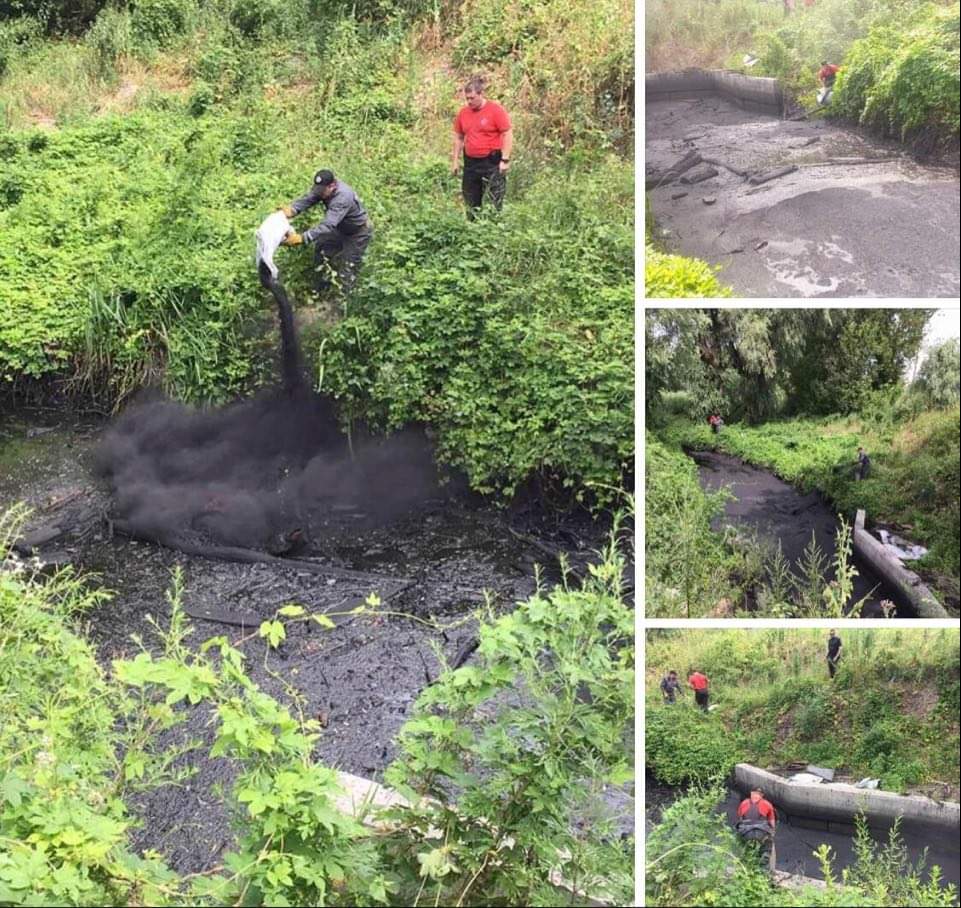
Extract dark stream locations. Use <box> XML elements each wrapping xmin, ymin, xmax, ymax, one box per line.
<box><xmin>646</xmin><ymin>776</ymin><xmax>961</xmax><ymax>888</ymax></box>
<box><xmin>689</xmin><ymin>449</ymin><xmax>909</xmax><ymax>615</ymax></box>
<box><xmin>1</xmin><ymin>406</ymin><xmax>633</xmax><ymax>873</ymax></box>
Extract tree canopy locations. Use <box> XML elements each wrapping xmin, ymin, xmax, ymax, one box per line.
<box><xmin>646</xmin><ymin>308</ymin><xmax>933</xmax><ymax>423</ymax></box>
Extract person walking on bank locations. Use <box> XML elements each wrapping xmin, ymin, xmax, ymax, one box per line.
<box><xmin>856</xmin><ymin>446</ymin><xmax>871</xmax><ymax>480</ymax></box>
<box><xmin>279</xmin><ymin>169</ymin><xmax>373</xmax><ymax>294</ymax></box>
<box><xmin>660</xmin><ymin>670</ymin><xmax>683</xmax><ymax>704</ymax></box>
<box><xmin>735</xmin><ymin>788</ymin><xmax>777</xmax><ymax>873</ymax></box>
<box><xmin>451</xmin><ymin>77</ymin><xmax>513</xmax><ymax>219</ymax></box>
<box><xmin>827</xmin><ymin>629</ymin><xmax>843</xmax><ymax>679</ymax></box>
<box><xmin>688</xmin><ymin>669</ymin><xmax>710</xmax><ymax>712</ymax></box>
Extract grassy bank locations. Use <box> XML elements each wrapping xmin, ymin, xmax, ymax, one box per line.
<box><xmin>646</xmin><ymin>629</ymin><xmax>960</xmax><ymax>796</ymax></box>
<box><xmin>0</xmin><ymin>0</ymin><xmax>634</xmax><ymax>503</ymax></box>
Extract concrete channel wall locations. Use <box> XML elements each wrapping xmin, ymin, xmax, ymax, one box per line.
<box><xmin>646</xmin><ymin>69</ymin><xmax>784</xmax><ymax>116</ymax></box>
<box><xmin>853</xmin><ymin>510</ymin><xmax>948</xmax><ymax>618</ymax></box>
<box><xmin>734</xmin><ymin>764</ymin><xmax>961</xmax><ymax>840</ymax></box>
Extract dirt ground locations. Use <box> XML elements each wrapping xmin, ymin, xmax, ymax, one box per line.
<box><xmin>646</xmin><ymin>97</ymin><xmax>961</xmax><ymax>298</ymax></box>
<box><xmin>2</xmin><ymin>409</ymin><xmax>634</xmax><ymax>873</ymax></box>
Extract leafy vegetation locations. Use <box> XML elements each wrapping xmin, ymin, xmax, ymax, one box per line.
<box><xmin>645</xmin><ymin>308</ymin><xmax>960</xmax><ymax>614</ymax></box>
<box><xmin>647</xmin><ymin>785</ymin><xmax>959</xmax><ymax>907</ymax></box>
<box><xmin>646</xmin><ymin>629</ymin><xmax>960</xmax><ymax>796</ymax></box>
<box><xmin>0</xmin><ymin>0</ymin><xmax>633</xmax><ymax>503</ymax></box>
<box><xmin>644</xmin><ymin>244</ymin><xmax>733</xmax><ymax>299</ymax></box>
<box><xmin>0</xmin><ymin>505</ymin><xmax>634</xmax><ymax>905</ymax></box>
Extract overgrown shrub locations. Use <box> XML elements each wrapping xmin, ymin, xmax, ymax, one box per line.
<box><xmin>646</xmin><ymin>706</ymin><xmax>740</xmax><ymax>786</ymax></box>
<box><xmin>645</xmin><ymin>245</ymin><xmax>733</xmax><ymax>298</ymax></box>
<box><xmin>834</xmin><ymin>2</ymin><xmax>959</xmax><ymax>151</ymax></box>
<box><xmin>130</xmin><ymin>0</ymin><xmax>195</xmax><ymax>49</ymax></box>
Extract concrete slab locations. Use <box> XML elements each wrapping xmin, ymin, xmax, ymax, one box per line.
<box><xmin>735</xmin><ymin>764</ymin><xmax>961</xmax><ymax>835</ymax></box>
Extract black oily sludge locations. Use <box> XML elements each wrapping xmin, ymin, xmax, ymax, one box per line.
<box><xmin>95</xmin><ymin>269</ymin><xmax>449</xmax><ymax>555</ymax></box>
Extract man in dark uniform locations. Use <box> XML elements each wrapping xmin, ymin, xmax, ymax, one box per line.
<box><xmin>856</xmin><ymin>446</ymin><xmax>871</xmax><ymax>480</ymax></box>
<box><xmin>827</xmin><ymin>629</ymin><xmax>843</xmax><ymax>678</ymax></box>
<box><xmin>279</xmin><ymin>169</ymin><xmax>373</xmax><ymax>294</ymax></box>
<box><xmin>660</xmin><ymin>670</ymin><xmax>683</xmax><ymax>704</ymax></box>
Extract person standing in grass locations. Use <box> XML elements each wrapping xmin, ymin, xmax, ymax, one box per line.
<box><xmin>451</xmin><ymin>76</ymin><xmax>513</xmax><ymax>219</ymax></box>
<box><xmin>688</xmin><ymin>669</ymin><xmax>710</xmax><ymax>712</ymax></box>
<box><xmin>827</xmin><ymin>629</ymin><xmax>843</xmax><ymax>678</ymax></box>
<box><xmin>660</xmin><ymin>670</ymin><xmax>683</xmax><ymax>704</ymax></box>
<box><xmin>856</xmin><ymin>446</ymin><xmax>871</xmax><ymax>480</ymax></box>
<box><xmin>736</xmin><ymin>788</ymin><xmax>777</xmax><ymax>873</ymax></box>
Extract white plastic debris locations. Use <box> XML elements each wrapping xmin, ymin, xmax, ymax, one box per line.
<box><xmin>788</xmin><ymin>773</ymin><xmax>825</xmax><ymax>784</ymax></box>
<box><xmin>855</xmin><ymin>778</ymin><xmax>881</xmax><ymax>790</ymax></box>
<box><xmin>743</xmin><ymin>54</ymin><xmax>759</xmax><ymax>67</ymax></box>
<box><xmin>877</xmin><ymin>530</ymin><xmax>928</xmax><ymax>561</ymax></box>
<box><xmin>255</xmin><ymin>210</ymin><xmax>292</xmax><ymax>280</ymax></box>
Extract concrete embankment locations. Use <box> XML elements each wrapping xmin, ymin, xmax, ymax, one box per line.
<box><xmin>852</xmin><ymin>510</ymin><xmax>947</xmax><ymax>618</ymax></box>
<box><xmin>734</xmin><ymin>764</ymin><xmax>961</xmax><ymax>838</ymax></box>
<box><xmin>646</xmin><ymin>69</ymin><xmax>783</xmax><ymax>116</ymax></box>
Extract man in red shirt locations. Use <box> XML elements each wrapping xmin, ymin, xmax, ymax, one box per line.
<box><xmin>688</xmin><ymin>669</ymin><xmax>710</xmax><ymax>712</ymax></box>
<box><xmin>818</xmin><ymin>62</ymin><xmax>841</xmax><ymax>88</ymax></box>
<box><xmin>736</xmin><ymin>788</ymin><xmax>777</xmax><ymax>872</ymax></box>
<box><xmin>451</xmin><ymin>77</ymin><xmax>514</xmax><ymax>219</ymax></box>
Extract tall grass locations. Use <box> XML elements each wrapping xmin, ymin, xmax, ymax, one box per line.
<box><xmin>645</xmin><ymin>0</ymin><xmax>781</xmax><ymax>72</ymax></box>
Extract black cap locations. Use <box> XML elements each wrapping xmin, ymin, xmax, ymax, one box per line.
<box><xmin>313</xmin><ymin>169</ymin><xmax>335</xmax><ymax>186</ymax></box>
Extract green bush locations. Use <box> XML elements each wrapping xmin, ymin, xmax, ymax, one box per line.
<box><xmin>130</xmin><ymin>0</ymin><xmax>195</xmax><ymax>48</ymax></box>
<box><xmin>835</xmin><ymin>2</ymin><xmax>960</xmax><ymax>151</ymax></box>
<box><xmin>645</xmin><ymin>435</ymin><xmax>734</xmax><ymax>617</ymax></box>
<box><xmin>84</xmin><ymin>5</ymin><xmax>132</xmax><ymax>76</ymax></box>
<box><xmin>645</xmin><ymin>245</ymin><xmax>733</xmax><ymax>298</ymax></box>
<box><xmin>646</xmin><ymin>706</ymin><xmax>740</xmax><ymax>786</ymax></box>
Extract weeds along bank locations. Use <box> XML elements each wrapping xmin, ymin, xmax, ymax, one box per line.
<box><xmin>0</xmin><ymin>0</ymin><xmax>634</xmax><ymax>502</ymax></box>
<box><xmin>0</xmin><ymin>505</ymin><xmax>635</xmax><ymax>906</ymax></box>
<box><xmin>646</xmin><ymin>0</ymin><xmax>960</xmax><ymax>155</ymax></box>
<box><xmin>646</xmin><ymin>629</ymin><xmax>960</xmax><ymax>796</ymax></box>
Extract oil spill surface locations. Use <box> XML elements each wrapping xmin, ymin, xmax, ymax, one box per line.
<box><xmin>646</xmin><ymin>97</ymin><xmax>960</xmax><ymax>298</ymax></box>
<box><xmin>690</xmin><ymin>449</ymin><xmax>907</xmax><ymax>615</ymax></box>
<box><xmin>3</xmin><ymin>410</ymin><xmax>633</xmax><ymax>874</ymax></box>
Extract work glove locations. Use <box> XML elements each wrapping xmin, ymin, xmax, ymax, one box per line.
<box><xmin>281</xmin><ymin>231</ymin><xmax>303</xmax><ymax>246</ymax></box>
<box><xmin>277</xmin><ymin>205</ymin><xmax>295</xmax><ymax>218</ymax></box>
